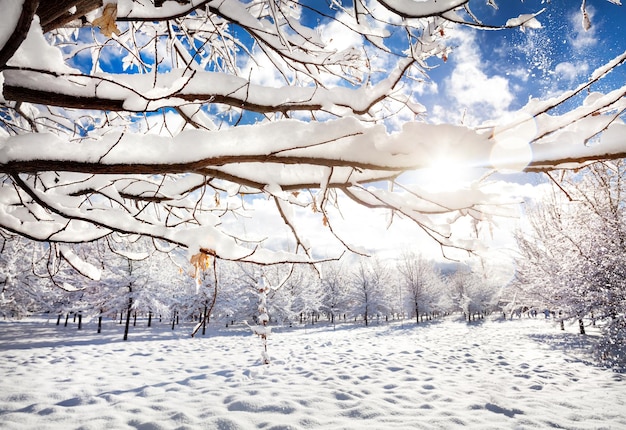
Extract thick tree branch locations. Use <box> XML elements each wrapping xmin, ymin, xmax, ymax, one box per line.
<box><xmin>38</xmin><ymin>0</ymin><xmax>103</xmax><ymax>33</ymax></box>
<box><xmin>3</xmin><ymin>56</ymin><xmax>414</xmax><ymax>115</ymax></box>
<box><xmin>0</xmin><ymin>0</ymin><xmax>39</xmax><ymax>70</ymax></box>
<box><xmin>2</xmin><ymin>83</ymin><xmax>322</xmax><ymax>114</ymax></box>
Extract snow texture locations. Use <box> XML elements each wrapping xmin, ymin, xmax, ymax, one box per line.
<box><xmin>0</xmin><ymin>315</ymin><xmax>624</xmax><ymax>429</ymax></box>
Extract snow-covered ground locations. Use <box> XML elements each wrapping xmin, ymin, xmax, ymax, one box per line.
<box><xmin>0</xmin><ymin>315</ymin><xmax>624</xmax><ymax>429</ymax></box>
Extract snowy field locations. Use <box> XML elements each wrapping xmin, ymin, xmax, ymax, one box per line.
<box><xmin>1</xmin><ymin>315</ymin><xmax>624</xmax><ymax>430</ymax></box>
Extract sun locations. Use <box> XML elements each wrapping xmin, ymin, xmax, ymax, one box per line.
<box><xmin>416</xmin><ymin>159</ymin><xmax>474</xmax><ymax>192</ymax></box>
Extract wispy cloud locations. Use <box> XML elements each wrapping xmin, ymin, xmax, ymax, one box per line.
<box><xmin>554</xmin><ymin>61</ymin><xmax>589</xmax><ymax>83</ymax></box>
<box><xmin>427</xmin><ymin>27</ymin><xmax>514</xmax><ymax>125</ymax></box>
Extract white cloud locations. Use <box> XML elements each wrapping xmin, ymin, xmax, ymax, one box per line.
<box><xmin>216</xmin><ymin>176</ymin><xmax>546</xmax><ymax>271</ymax></box>
<box><xmin>507</xmin><ymin>67</ymin><xmax>531</xmax><ymax>83</ymax></box>
<box><xmin>436</xmin><ymin>27</ymin><xmax>514</xmax><ymax>125</ymax></box>
<box><xmin>447</xmin><ymin>63</ymin><xmax>513</xmax><ymax>112</ymax></box>
<box><xmin>239</xmin><ymin>47</ymin><xmax>293</xmax><ymax>88</ymax></box>
<box><xmin>318</xmin><ymin>11</ymin><xmax>365</xmax><ymax>53</ymax></box>
<box><xmin>554</xmin><ymin>61</ymin><xmax>589</xmax><ymax>82</ymax></box>
<box><xmin>221</xmin><ymin>192</ymin><xmax>444</xmax><ymax>261</ymax></box>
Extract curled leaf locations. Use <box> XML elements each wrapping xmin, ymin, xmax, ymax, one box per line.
<box><xmin>190</xmin><ymin>251</ymin><xmax>211</xmax><ymax>278</ymax></box>
<box><xmin>92</xmin><ymin>3</ymin><xmax>121</xmax><ymax>37</ymax></box>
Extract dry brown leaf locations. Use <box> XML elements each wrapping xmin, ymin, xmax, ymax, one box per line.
<box><xmin>92</xmin><ymin>3</ymin><xmax>121</xmax><ymax>37</ymax></box>
<box><xmin>190</xmin><ymin>251</ymin><xmax>211</xmax><ymax>278</ymax></box>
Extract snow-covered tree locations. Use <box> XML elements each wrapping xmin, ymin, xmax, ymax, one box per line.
<box><xmin>213</xmin><ymin>261</ymin><xmax>257</xmax><ymax>326</ymax></box>
<box><xmin>0</xmin><ymin>234</ymin><xmax>52</xmax><ymax>318</ymax></box>
<box><xmin>396</xmin><ymin>251</ymin><xmax>444</xmax><ymax>324</ymax></box>
<box><xmin>347</xmin><ymin>257</ymin><xmax>392</xmax><ymax>325</ymax></box>
<box><xmin>267</xmin><ymin>264</ymin><xmax>322</xmax><ymax>326</ymax></box>
<box><xmin>319</xmin><ymin>260</ymin><xmax>352</xmax><ymax>325</ymax></box>
<box><xmin>252</xmin><ymin>277</ymin><xmax>271</xmax><ymax>365</ymax></box>
<box><xmin>73</xmin><ymin>234</ymin><xmax>186</xmax><ymax>338</ymax></box>
<box><xmin>1</xmin><ymin>0</ymin><xmax>625</xmax><ymax>269</ymax></box>
<box><xmin>440</xmin><ymin>266</ymin><xmax>499</xmax><ymax>320</ymax></box>
<box><xmin>514</xmin><ymin>161</ymin><xmax>626</xmax><ymax>367</ymax></box>
<box><xmin>0</xmin><ymin>233</ymin><xmax>110</xmax><ymax>321</ymax></box>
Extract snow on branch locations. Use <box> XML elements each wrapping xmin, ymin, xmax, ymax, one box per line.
<box><xmin>0</xmin><ymin>0</ymin><xmax>625</xmax><ymax>266</ymax></box>
<box><xmin>2</xmin><ymin>57</ymin><xmax>415</xmax><ymax>115</ymax></box>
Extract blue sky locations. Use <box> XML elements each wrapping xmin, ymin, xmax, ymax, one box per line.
<box><xmin>58</xmin><ymin>1</ymin><xmax>625</xmax><ymax>130</ymax></box>
<box><xmin>420</xmin><ymin>0</ymin><xmax>626</xmax><ymax>124</ymax></box>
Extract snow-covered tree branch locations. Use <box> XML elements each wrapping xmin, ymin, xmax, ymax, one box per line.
<box><xmin>1</xmin><ymin>0</ymin><xmax>624</xmax><ymax>266</ymax></box>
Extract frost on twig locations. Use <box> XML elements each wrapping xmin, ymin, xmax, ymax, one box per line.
<box><xmin>245</xmin><ymin>278</ymin><xmax>272</xmax><ymax>365</ymax></box>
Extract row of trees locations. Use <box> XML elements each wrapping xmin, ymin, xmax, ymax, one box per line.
<box><xmin>514</xmin><ymin>161</ymin><xmax>626</xmax><ymax>368</ymax></box>
<box><xmin>0</xmin><ymin>233</ymin><xmax>502</xmax><ymax>333</ymax></box>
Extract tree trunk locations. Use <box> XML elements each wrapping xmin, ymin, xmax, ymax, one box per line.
<box><xmin>97</xmin><ymin>314</ymin><xmax>102</xmax><ymax>333</ymax></box>
<box><xmin>77</xmin><ymin>313</ymin><xmax>82</xmax><ymax>330</ymax></box>
<box><xmin>148</xmin><ymin>312</ymin><xmax>152</xmax><ymax>327</ymax></box>
<box><xmin>579</xmin><ymin>319</ymin><xmax>586</xmax><ymax>335</ymax></box>
<box><xmin>123</xmin><ymin>298</ymin><xmax>132</xmax><ymax>341</ymax></box>
<box><xmin>193</xmin><ymin>277</ymin><xmax>219</xmax><ymax>337</ymax></box>
<box><xmin>202</xmin><ymin>304</ymin><xmax>208</xmax><ymax>336</ymax></box>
